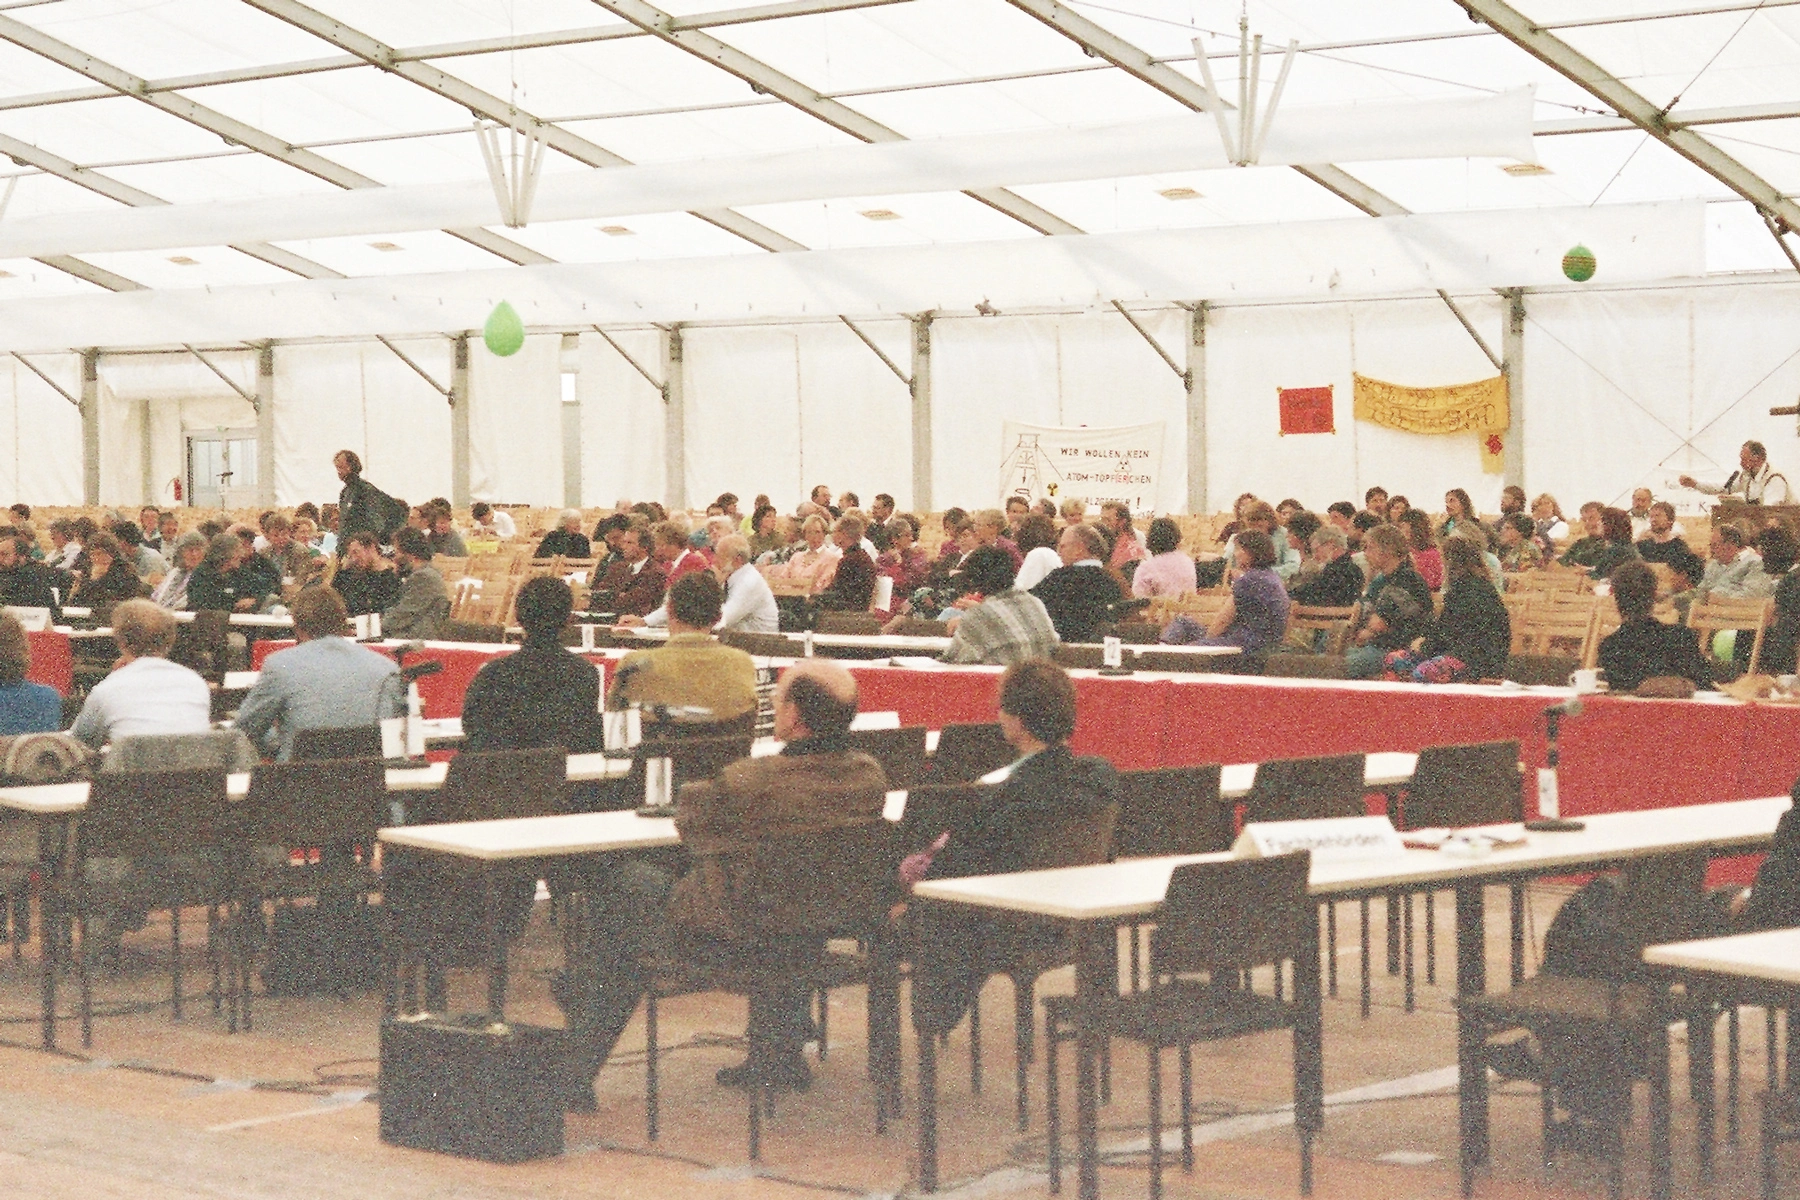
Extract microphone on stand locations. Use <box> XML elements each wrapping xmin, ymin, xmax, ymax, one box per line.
<box><xmin>1544</xmin><ymin>697</ymin><xmax>1584</xmax><ymax>719</ymax></box>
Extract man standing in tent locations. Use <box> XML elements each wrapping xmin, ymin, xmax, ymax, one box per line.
<box><xmin>1681</xmin><ymin>440</ymin><xmax>1791</xmax><ymax>506</ymax></box>
<box><xmin>333</xmin><ymin>450</ymin><xmax>404</xmax><ymax>554</ymax></box>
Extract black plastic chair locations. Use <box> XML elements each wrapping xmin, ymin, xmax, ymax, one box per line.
<box><xmin>291</xmin><ymin>724</ymin><xmax>383</xmax><ymax>762</ymax></box>
<box><xmin>844</xmin><ymin>725</ymin><xmax>929</xmax><ymax>790</ymax></box>
<box><xmin>1112</xmin><ymin>765</ymin><xmax>1231</xmax><ymax>992</ymax></box>
<box><xmin>927</xmin><ymin>722</ymin><xmax>1014</xmax><ymax>784</ymax></box>
<box><xmin>1044</xmin><ymin>852</ymin><xmax>1322</xmax><ymax>1197</ymax></box>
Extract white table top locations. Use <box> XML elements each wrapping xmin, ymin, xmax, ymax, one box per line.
<box><xmin>1216</xmin><ymin>751</ymin><xmax>1416</xmax><ymax>800</ymax></box>
<box><xmin>912</xmin><ymin>796</ymin><xmax>1792</xmax><ymax>922</ymax></box>
<box><xmin>378</xmin><ymin>788</ymin><xmax>911</xmax><ymax>860</ymax></box>
<box><xmin>1644</xmin><ymin>928</ymin><xmax>1800</xmax><ymax>987</ymax></box>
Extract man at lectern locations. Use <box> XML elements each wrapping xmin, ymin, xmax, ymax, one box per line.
<box><xmin>1680</xmin><ymin>439</ymin><xmax>1790</xmax><ymax>505</ymax></box>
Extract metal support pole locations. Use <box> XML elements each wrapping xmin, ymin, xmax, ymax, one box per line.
<box><xmin>910</xmin><ymin>314</ymin><xmax>933</xmax><ymax>513</ymax></box>
<box><xmin>561</xmin><ymin>333</ymin><xmax>582</xmax><ymax>509</ymax></box>
<box><xmin>1186</xmin><ymin>303</ymin><xmax>1208</xmax><ymax>516</ymax></box>
<box><xmin>450</xmin><ymin>334</ymin><xmax>471</xmax><ymax>508</ymax></box>
<box><xmin>80</xmin><ymin>349</ymin><xmax>99</xmax><ymax>505</ymax></box>
<box><xmin>663</xmin><ymin>326</ymin><xmax>687</xmax><ymax>512</ymax></box>
<box><xmin>255</xmin><ymin>343</ymin><xmax>275</xmax><ymax>505</ymax></box>
<box><xmin>1501</xmin><ymin>288</ymin><xmax>1526</xmax><ymax>490</ymax></box>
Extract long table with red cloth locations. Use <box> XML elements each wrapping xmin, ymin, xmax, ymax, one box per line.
<box><xmin>24</xmin><ymin>630</ymin><xmax>72</xmax><ymax>696</ymax></box>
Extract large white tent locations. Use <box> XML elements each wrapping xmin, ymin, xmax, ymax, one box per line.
<box><xmin>0</xmin><ymin>0</ymin><xmax>1797</xmax><ymax>518</ymax></box>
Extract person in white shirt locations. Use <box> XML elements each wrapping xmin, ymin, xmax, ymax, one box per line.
<box><xmin>471</xmin><ymin>501</ymin><xmax>516</xmax><ymax>539</ymax></box>
<box><xmin>1681</xmin><ymin>440</ymin><xmax>1791</xmax><ymax>506</ymax></box>
<box><xmin>69</xmin><ymin>599</ymin><xmax>211</xmax><ymax>748</ymax></box>
<box><xmin>627</xmin><ymin>535</ymin><xmax>779</xmax><ymax>635</ymax></box>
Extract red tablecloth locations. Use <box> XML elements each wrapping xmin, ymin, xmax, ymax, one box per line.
<box><xmin>26</xmin><ymin>630</ymin><xmax>72</xmax><ymax>695</ymax></box>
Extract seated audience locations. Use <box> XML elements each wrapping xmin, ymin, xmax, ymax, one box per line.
<box><xmin>710</xmin><ymin>535</ymin><xmax>779</xmax><ymax>634</ymax></box>
<box><xmin>111</xmin><ymin>522</ymin><xmax>167</xmax><ymax>585</ymax></box>
<box><xmin>1217</xmin><ymin>492</ymin><xmax>1260</xmax><ymax>544</ymax></box>
<box><xmin>1731</xmin><ymin>525</ymin><xmax>1799</xmax><ymax>674</ymax></box>
<box><xmin>1161</xmin><ymin>530</ymin><xmax>1290</xmax><ymax>654</ymax></box>
<box><xmin>1532</xmin><ymin>493</ymin><xmax>1570</xmax><ymax>550</ymax></box>
<box><xmin>1558</xmin><ymin>501</ymin><xmax>1608</xmax><ymax>569</ymax></box>
<box><xmin>608</xmin><ymin>572</ymin><xmax>758</xmax><ymax>724</ymax></box>
<box><xmin>422</xmin><ymin>504</ymin><xmax>467</xmax><ymax>559</ymax></box>
<box><xmin>1222</xmin><ymin>500</ymin><xmax>1301</xmax><ymax>582</ymax></box>
<box><xmin>812</xmin><ymin>515</ymin><xmax>876</xmax><ymax>612</ymax></box>
<box><xmin>907</xmin><ymin>660</ymin><xmax>1119</xmax><ymax>1035</ymax></box>
<box><xmin>1581</xmin><ymin>506</ymin><xmax>1640</xmax><ymax>580</ymax></box>
<box><xmin>534</xmin><ymin>509</ymin><xmax>592</xmax><ymax>560</ymax></box>
<box><xmin>1010</xmin><ymin>513</ymin><xmax>1062</xmax><ymax>593</ymax></box>
<box><xmin>0</xmin><ymin>611</ymin><xmax>62</xmax><ymax>735</ymax></box>
<box><xmin>1398</xmin><ymin>510</ymin><xmax>1442</xmax><ymax>590</ymax></box>
<box><xmin>462</xmin><ymin>576</ymin><xmax>603</xmax><ymax>755</ymax></box>
<box><xmin>1496</xmin><ymin>512</ymin><xmax>1545</xmax><ymax>573</ymax></box>
<box><xmin>1130</xmin><ymin>516</ymin><xmax>1197</xmax><ymax>598</ymax></box>
<box><xmin>1030</xmin><ymin>523</ymin><xmax>1123</xmax><ymax>644</ymax></box>
<box><xmin>185</xmin><ymin>533</ymin><xmax>253</xmax><ymax>613</ymax></box>
<box><xmin>138</xmin><ymin>506</ymin><xmax>164</xmax><ymax>552</ymax></box>
<box><xmin>70</xmin><ymin>600</ymin><xmax>211</xmax><ymax>746</ymax></box>
<box><xmin>382</xmin><ymin>528</ymin><xmax>450</xmax><ymax>640</ymax></box>
<box><xmin>877</xmin><ymin>514</ymin><xmax>932</xmax><ymax>596</ymax></box>
<box><xmin>1692</xmin><ymin>522</ymin><xmax>1760</xmax><ymax>604</ymax></box>
<box><xmin>331</xmin><ymin>531</ymin><xmax>402</xmax><ymax>617</ymax></box>
<box><xmin>1358</xmin><ymin>486</ymin><xmax>1388</xmax><ymax>525</ymax></box>
<box><xmin>230</xmin><ymin>524</ymin><xmax>283</xmax><ymax>607</ymax></box>
<box><xmin>650</xmin><ymin>520</ymin><xmax>710</xmax><ymax>585</ymax></box>
<box><xmin>234</xmin><ymin>587</ymin><xmax>403</xmax><ymax>761</ymax></box>
<box><xmin>1488</xmin><ymin>486</ymin><xmax>1526</xmax><ymax>536</ymax></box>
<box><xmin>1100</xmin><ymin>502</ymin><xmax>1145</xmax><ymax>572</ymax></box>
<box><xmin>1761</xmin><ymin>535</ymin><xmax>1800</xmax><ymax>677</ymax></box>
<box><xmin>1289</xmin><ymin>525</ymin><xmax>1365</xmax><ymax>607</ymax></box>
<box><xmin>746</xmin><ymin>504</ymin><xmax>785</xmax><ymax>560</ymax></box>
<box><xmin>260</xmin><ymin>513</ymin><xmax>322</xmax><ymax>586</ymax></box>
<box><xmin>1383</xmin><ymin>537</ymin><xmax>1510</xmax><ymax>683</ymax></box>
<box><xmin>71</xmin><ymin>531</ymin><xmax>148</xmax><ymax>611</ymax></box>
<box><xmin>968</xmin><ymin>508</ymin><xmax>1023</xmax><ymax>572</ymax></box>
<box><xmin>1386</xmin><ymin>494</ymin><xmax>1412</xmax><ymax>524</ymax></box>
<box><xmin>0</xmin><ymin>530</ymin><xmax>67</xmax><ymax>614</ymax></box>
<box><xmin>590</xmin><ymin>521</ymin><xmax>667</xmax><ymax>617</ymax></box>
<box><xmin>1634</xmin><ymin>501</ymin><xmax>1704</xmax><ymax>589</ymax></box>
<box><xmin>561</xmin><ymin>659</ymin><xmax>887</xmax><ymax>1094</ymax></box>
<box><xmin>470</xmin><ymin>500</ymin><xmax>516</xmax><ymax>540</ymax></box>
<box><xmin>1438</xmin><ymin>488</ymin><xmax>1484</xmax><ymax>542</ymax></box>
<box><xmin>1345</xmin><ymin>524</ymin><xmax>1434</xmax><ymax>679</ymax></box>
<box><xmin>941</xmin><ymin>546</ymin><xmax>1059</xmax><ymax>666</ymax></box>
<box><xmin>1597</xmin><ymin>560</ymin><xmax>1713</xmax><ymax>692</ymax></box>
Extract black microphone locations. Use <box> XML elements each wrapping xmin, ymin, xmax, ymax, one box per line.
<box><xmin>1545</xmin><ymin>697</ymin><xmax>1584</xmax><ymax>719</ymax></box>
<box><xmin>399</xmin><ymin>658</ymin><xmax>444</xmax><ymax>682</ymax></box>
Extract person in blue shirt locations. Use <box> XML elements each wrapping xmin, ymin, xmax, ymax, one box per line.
<box><xmin>0</xmin><ymin>612</ymin><xmax>63</xmax><ymax>736</ymax></box>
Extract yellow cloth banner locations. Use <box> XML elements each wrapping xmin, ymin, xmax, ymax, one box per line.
<box><xmin>1354</xmin><ymin>372</ymin><xmax>1510</xmax><ymax>475</ymax></box>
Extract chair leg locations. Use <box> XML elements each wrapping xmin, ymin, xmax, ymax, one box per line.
<box><xmin>171</xmin><ymin>901</ymin><xmax>183</xmax><ymax>1021</ymax></box>
<box><xmin>1761</xmin><ymin>1088</ymin><xmax>1779</xmax><ymax>1200</ymax></box>
<box><xmin>77</xmin><ymin>913</ymin><xmax>93</xmax><ymax>1050</ymax></box>
<box><xmin>207</xmin><ymin>904</ymin><xmax>221</xmax><ymax>1016</ymax></box>
<box><xmin>1359</xmin><ymin>897</ymin><xmax>1371</xmax><ymax>1019</ymax></box>
<box><xmin>645</xmin><ymin>987</ymin><xmax>660</xmax><ymax>1142</ymax></box>
<box><xmin>1728</xmin><ymin>1004</ymin><xmax>1741</xmax><ymax>1145</ymax></box>
<box><xmin>1425</xmin><ymin>890</ymin><xmax>1437</xmax><ymax>986</ymax></box>
<box><xmin>1147</xmin><ymin>1045</ymin><xmax>1163</xmax><ymax>1200</ymax></box>
<box><xmin>1045</xmin><ymin>1007</ymin><xmax>1062</xmax><ymax>1195</ymax></box>
<box><xmin>1015</xmin><ymin>976</ymin><xmax>1034</xmax><ymax>1132</ymax></box>
<box><xmin>1179</xmin><ymin>1042</ymin><xmax>1194</xmax><ymax>1172</ymax></box>
<box><xmin>969</xmin><ymin>987</ymin><xmax>982</xmax><ymax>1095</ymax></box>
<box><xmin>1402</xmin><ymin>893</ymin><xmax>1415</xmax><ymax>1013</ymax></box>
<box><xmin>815</xmin><ymin>986</ymin><xmax>829</xmax><ymax>1060</ymax></box>
<box><xmin>1325</xmin><ymin>904</ymin><xmax>1338</xmax><ymax>998</ymax></box>
<box><xmin>747</xmin><ymin>1083</ymin><xmax>762</xmax><ymax>1162</ymax></box>
<box><xmin>1100</xmin><ymin>1032</ymin><xmax>1112</xmax><ymax>1106</ymax></box>
<box><xmin>1129</xmin><ymin>921</ymin><xmax>1141</xmax><ymax>994</ymax></box>
<box><xmin>1509</xmin><ymin>884</ymin><xmax>1526</xmax><ymax>987</ymax></box>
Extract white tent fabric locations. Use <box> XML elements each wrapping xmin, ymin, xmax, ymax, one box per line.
<box><xmin>0</xmin><ymin>356</ymin><xmax>81</xmax><ymax>505</ymax></box>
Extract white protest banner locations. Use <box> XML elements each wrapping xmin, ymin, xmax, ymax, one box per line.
<box><xmin>998</xmin><ymin>420</ymin><xmax>1164</xmax><ymax>514</ymax></box>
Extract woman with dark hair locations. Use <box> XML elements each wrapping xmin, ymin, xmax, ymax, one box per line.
<box><xmin>71</xmin><ymin>531</ymin><xmax>148</xmax><ymax>611</ymax></box>
<box><xmin>1440</xmin><ymin>488</ymin><xmax>1483</xmax><ymax>541</ymax></box>
<box><xmin>1215</xmin><ymin>492</ymin><xmax>1260</xmax><ymax>544</ymax></box>
<box><xmin>1598</xmin><ymin>560</ymin><xmax>1713</xmax><ymax>691</ymax></box>
<box><xmin>1131</xmin><ymin>516</ymin><xmax>1198</xmax><ymax>598</ymax></box>
<box><xmin>1383</xmin><ymin>538</ymin><xmax>1510</xmax><ymax>683</ymax></box>
<box><xmin>1399</xmin><ymin>510</ymin><xmax>1443</xmax><ymax>590</ymax></box>
<box><xmin>1009</xmin><ymin>513</ymin><xmax>1062</xmax><ymax>592</ymax></box>
<box><xmin>1386</xmin><ymin>494</ymin><xmax>1412</xmax><ymax>524</ymax></box>
<box><xmin>877</xmin><ymin>513</ymin><xmax>931</xmax><ymax>595</ymax></box>
<box><xmin>186</xmin><ymin>533</ymin><xmax>251</xmax><ymax>613</ymax></box>
<box><xmin>1160</xmin><ymin>529</ymin><xmax>1289</xmax><ymax>651</ymax></box>
<box><xmin>1583</xmin><ymin>507</ymin><xmax>1640</xmax><ymax>580</ymax></box>
<box><xmin>939</xmin><ymin>547</ymin><xmax>1058</xmax><ymax>665</ymax></box>
<box><xmin>746</xmin><ymin>504</ymin><xmax>784</xmax><ymax>560</ymax></box>
<box><xmin>1496</xmin><ymin>512</ymin><xmax>1544</xmax><ymax>573</ymax></box>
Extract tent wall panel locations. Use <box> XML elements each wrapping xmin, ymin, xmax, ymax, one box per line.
<box><xmin>577</xmin><ymin>329</ymin><xmax>665</xmax><ymax>509</ymax></box>
<box><xmin>468</xmin><ymin>334</ymin><xmax>561</xmax><ymax>508</ymax></box>
<box><xmin>0</xmin><ymin>355</ymin><xmax>81</xmax><ymax>506</ymax></box>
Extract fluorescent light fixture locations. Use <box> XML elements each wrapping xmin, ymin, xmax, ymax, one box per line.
<box><xmin>1158</xmin><ymin>186</ymin><xmax>1202</xmax><ymax>200</ymax></box>
<box><xmin>368</xmin><ymin>240</ymin><xmax>404</xmax><ymax>251</ymax></box>
<box><xmin>860</xmin><ymin>208</ymin><xmax>902</xmax><ymax>221</ymax></box>
<box><xmin>1502</xmin><ymin>162</ymin><xmax>1553</xmax><ymax>177</ymax></box>
<box><xmin>598</xmin><ymin>225</ymin><xmax>635</xmax><ymax>236</ymax></box>
<box><xmin>167</xmin><ymin>255</ymin><xmax>199</xmax><ymax>265</ymax></box>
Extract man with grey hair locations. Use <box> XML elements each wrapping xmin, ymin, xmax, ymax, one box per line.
<box><xmin>713</xmin><ymin>534</ymin><xmax>778</xmax><ymax>633</ymax></box>
<box><xmin>1289</xmin><ymin>525</ymin><xmax>1365</xmax><ymax>607</ymax></box>
<box><xmin>1681</xmin><ymin>439</ymin><xmax>1791</xmax><ymax>506</ymax></box>
<box><xmin>1029</xmin><ymin>523</ymin><xmax>1123</xmax><ymax>644</ymax></box>
<box><xmin>534</xmin><ymin>508</ymin><xmax>592</xmax><ymax>559</ymax></box>
<box><xmin>70</xmin><ymin>599</ymin><xmax>211</xmax><ymax>747</ymax></box>
<box><xmin>969</xmin><ymin>507</ymin><xmax>1023</xmax><ymax>571</ymax></box>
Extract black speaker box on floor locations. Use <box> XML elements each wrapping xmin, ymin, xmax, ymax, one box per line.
<box><xmin>379</xmin><ymin>1015</ymin><xmax>566</xmax><ymax>1162</ymax></box>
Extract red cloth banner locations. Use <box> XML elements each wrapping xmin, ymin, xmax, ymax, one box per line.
<box><xmin>1279</xmin><ymin>385</ymin><xmax>1335</xmax><ymax>435</ymax></box>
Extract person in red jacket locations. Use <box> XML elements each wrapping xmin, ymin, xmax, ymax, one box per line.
<box><xmin>589</xmin><ymin>522</ymin><xmax>667</xmax><ymax>617</ymax></box>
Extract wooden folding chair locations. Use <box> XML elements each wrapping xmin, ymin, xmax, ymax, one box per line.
<box><xmin>1688</xmin><ymin>596</ymin><xmax>1773</xmax><ymax>673</ymax></box>
<box><xmin>1286</xmin><ymin>606</ymin><xmax>1355</xmax><ymax>654</ymax></box>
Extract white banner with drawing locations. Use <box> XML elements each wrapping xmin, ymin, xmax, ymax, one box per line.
<box><xmin>998</xmin><ymin>420</ymin><xmax>1165</xmax><ymax>515</ymax></box>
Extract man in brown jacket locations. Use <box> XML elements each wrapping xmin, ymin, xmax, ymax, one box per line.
<box><xmin>557</xmin><ymin>658</ymin><xmax>887</xmax><ymax>1103</ymax></box>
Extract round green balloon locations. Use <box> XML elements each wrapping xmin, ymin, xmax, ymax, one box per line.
<box><xmin>1712</xmin><ymin>628</ymin><xmax>1736</xmax><ymax>661</ymax></box>
<box><xmin>1562</xmin><ymin>244</ymin><xmax>1597</xmax><ymax>283</ymax></box>
<box><xmin>483</xmin><ymin>300</ymin><xmax>525</xmax><ymax>357</ymax></box>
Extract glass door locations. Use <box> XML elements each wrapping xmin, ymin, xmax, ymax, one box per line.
<box><xmin>187</xmin><ymin>431</ymin><xmax>258</xmax><ymax>509</ymax></box>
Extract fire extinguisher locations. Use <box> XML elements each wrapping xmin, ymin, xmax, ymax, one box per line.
<box><xmin>169</xmin><ymin>476</ymin><xmax>183</xmax><ymax>502</ymax></box>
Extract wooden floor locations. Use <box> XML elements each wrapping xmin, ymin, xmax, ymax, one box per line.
<box><xmin>0</xmin><ymin>883</ymin><xmax>1783</xmax><ymax>1199</ymax></box>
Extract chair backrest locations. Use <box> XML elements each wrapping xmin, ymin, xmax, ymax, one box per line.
<box><xmin>437</xmin><ymin>618</ymin><xmax>506</xmax><ymax>644</ymax></box>
<box><xmin>637</xmin><ymin>732</ymin><xmax>754</xmax><ymax>791</ymax></box>
<box><xmin>240</xmin><ymin>757</ymin><xmax>387</xmax><ymax>847</ymax></box>
<box><xmin>169</xmin><ymin>609</ymin><xmax>231</xmax><ymax>682</ymax></box>
<box><xmin>1688</xmin><ymin>597</ymin><xmax>1772</xmax><ymax>672</ymax></box>
<box><xmin>843</xmin><ymin>724</ymin><xmax>929</xmax><ymax>789</ymax></box>
<box><xmin>928</xmin><ymin>722</ymin><xmax>1014</xmax><ymax>784</ymax></box>
<box><xmin>1243</xmin><ymin>753</ymin><xmax>1367</xmax><ymax>824</ymax></box>
<box><xmin>81</xmin><ymin>767</ymin><xmax>231</xmax><ymax>860</ymax></box>
<box><xmin>1114</xmin><ymin>765</ymin><xmax>1231</xmax><ymax>858</ymax></box>
<box><xmin>1152</xmin><ymin>851</ymin><xmax>1312</xmax><ymax>977</ymax></box>
<box><xmin>1287</xmin><ymin>605</ymin><xmax>1356</xmax><ymax>654</ymax></box>
<box><xmin>291</xmin><ymin>724</ymin><xmax>383</xmax><ymax>762</ymax></box>
<box><xmin>1052</xmin><ymin>643</ymin><xmax>1105</xmax><ymax>670</ymax></box>
<box><xmin>816</xmin><ymin>612</ymin><xmax>882</xmax><ymax>636</ymax></box>
<box><xmin>430</xmin><ymin>747</ymin><xmax>569</xmax><ymax>824</ymax></box>
<box><xmin>1131</xmin><ymin>649</ymin><xmax>1233</xmax><ymax>674</ymax></box>
<box><xmin>1401</xmin><ymin>741</ymin><xmax>1523</xmax><ymax>830</ymax></box>
<box><xmin>735</xmin><ymin>820</ymin><xmax>902</xmax><ymax>940</ymax></box>
<box><xmin>889</xmin><ymin>617</ymin><xmax>950</xmax><ymax>638</ymax></box>
<box><xmin>717</xmin><ymin>630</ymin><xmax>795</xmax><ymax>658</ymax></box>
<box><xmin>1025</xmin><ymin>798</ymin><xmax>1119</xmax><ymax>870</ymax></box>
<box><xmin>103</xmin><ymin>729</ymin><xmax>258</xmax><ymax>774</ymax></box>
<box><xmin>1617</xmin><ymin>850</ymin><xmax>1710</xmax><ymax>952</ymax></box>
<box><xmin>896</xmin><ymin>783</ymin><xmax>984</xmax><ymax>854</ymax></box>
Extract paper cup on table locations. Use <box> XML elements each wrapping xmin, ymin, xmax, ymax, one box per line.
<box><xmin>645</xmin><ymin>757</ymin><xmax>673</xmax><ymax>809</ymax></box>
<box><xmin>578</xmin><ymin>623</ymin><xmax>596</xmax><ymax>652</ymax></box>
<box><xmin>379</xmin><ymin>717</ymin><xmax>406</xmax><ymax>760</ymax></box>
<box><xmin>1102</xmin><ymin>636</ymin><xmax>1123</xmax><ymax>669</ymax></box>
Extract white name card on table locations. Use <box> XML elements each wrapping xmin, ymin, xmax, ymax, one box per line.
<box><xmin>5</xmin><ymin>606</ymin><xmax>52</xmax><ymax>632</ymax></box>
<box><xmin>352</xmin><ymin>613</ymin><xmax>381</xmax><ymax>640</ymax></box>
<box><xmin>1233</xmin><ymin>816</ymin><xmax>1406</xmax><ymax>864</ymax></box>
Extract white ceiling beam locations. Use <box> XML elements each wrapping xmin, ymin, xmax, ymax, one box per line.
<box><xmin>31</xmin><ymin>255</ymin><xmax>144</xmax><ymax>292</ymax></box>
<box><xmin>239</xmin><ymin>0</ymin><xmax>804</xmax><ymax>253</ymax></box>
<box><xmin>0</xmin><ymin>13</ymin><xmax>551</xmax><ymax>268</ymax></box>
<box><xmin>0</xmin><ymin>131</ymin><xmax>342</xmax><ymax>281</ymax></box>
<box><xmin>999</xmin><ymin>0</ymin><xmax>1409</xmax><ymax>218</ymax></box>
<box><xmin>1539</xmin><ymin>100</ymin><xmax>1800</xmax><ymax>136</ymax></box>
<box><xmin>1455</xmin><ymin>0</ymin><xmax>1800</xmax><ymax>233</ymax></box>
<box><xmin>589</xmin><ymin>0</ymin><xmax>1084</xmax><ymax>236</ymax></box>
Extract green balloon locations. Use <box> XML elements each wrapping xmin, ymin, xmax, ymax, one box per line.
<box><xmin>1712</xmin><ymin>628</ymin><xmax>1736</xmax><ymax>661</ymax></box>
<box><xmin>483</xmin><ymin>300</ymin><xmax>525</xmax><ymax>357</ymax></box>
<box><xmin>1561</xmin><ymin>245</ymin><xmax>1597</xmax><ymax>283</ymax></box>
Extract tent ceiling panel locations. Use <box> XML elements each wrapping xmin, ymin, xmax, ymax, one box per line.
<box><xmin>475</xmin><ymin>211</ymin><xmax>767</xmax><ymax>263</ymax></box>
<box><xmin>1703</xmin><ymin>119</ymin><xmax>1800</xmax><ymax>193</ymax></box>
<box><xmin>100</xmin><ymin>153</ymin><xmax>344</xmax><ymax>207</ymax></box>
<box><xmin>294</xmin><ymin>0</ymin><xmax>610</xmax><ymax>48</ymax></box>
<box><xmin>262</xmin><ymin>229</ymin><xmax>525</xmax><ymax>279</ymax></box>
<box><xmin>76</xmin><ymin>244</ymin><xmax>298</xmax><ymax>291</ymax></box>
<box><xmin>1006</xmin><ymin>165</ymin><xmax>1366</xmax><ymax>233</ymax></box>
<box><xmin>558</xmin><ymin>103</ymin><xmax>864</xmax><ymax>164</ymax></box>
<box><xmin>2</xmin><ymin>0</ymin><xmax>335</xmax><ymax>79</ymax></box>
<box><xmin>730</xmin><ymin>190</ymin><xmax>1043</xmax><ymax>249</ymax></box>
<box><xmin>1554</xmin><ymin>10</ymin><xmax>1800</xmax><ymax>111</ymax></box>
<box><xmin>0</xmin><ymin>38</ymin><xmax>109</xmax><ymax>98</ymax></box>
<box><xmin>0</xmin><ymin>168</ymin><xmax>129</xmax><ymax>222</ymax></box>
<box><xmin>0</xmin><ymin>96</ymin><xmax>254</xmax><ymax>169</ymax></box>
<box><xmin>846</xmin><ymin>65</ymin><xmax>1194</xmax><ymax>136</ymax></box>
<box><xmin>1706</xmin><ymin>200</ymin><xmax>1800</xmax><ymax>273</ymax></box>
<box><xmin>0</xmin><ymin>258</ymin><xmax>110</xmax><ymax>300</ymax></box>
